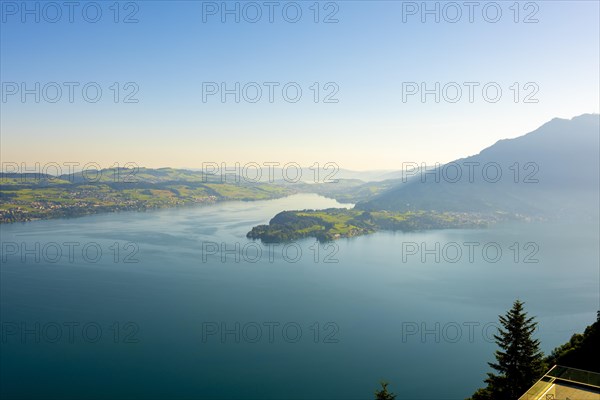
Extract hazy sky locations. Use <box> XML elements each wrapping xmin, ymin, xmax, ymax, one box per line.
<box><xmin>1</xmin><ymin>0</ymin><xmax>599</xmax><ymax>171</ymax></box>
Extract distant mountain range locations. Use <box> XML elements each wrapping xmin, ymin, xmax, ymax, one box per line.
<box><xmin>4</xmin><ymin>114</ymin><xmax>598</xmax><ymax>227</ymax></box>
<box><xmin>246</xmin><ymin>114</ymin><xmax>600</xmax><ymax>242</ymax></box>
<box><xmin>358</xmin><ymin>114</ymin><xmax>599</xmax><ymax>219</ymax></box>
<box><xmin>184</xmin><ymin>167</ymin><xmax>403</xmax><ymax>183</ymax></box>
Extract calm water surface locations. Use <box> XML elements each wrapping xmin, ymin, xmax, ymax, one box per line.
<box><xmin>1</xmin><ymin>194</ymin><xmax>598</xmax><ymax>399</ymax></box>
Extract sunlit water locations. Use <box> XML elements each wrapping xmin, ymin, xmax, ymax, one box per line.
<box><xmin>1</xmin><ymin>194</ymin><xmax>598</xmax><ymax>399</ymax></box>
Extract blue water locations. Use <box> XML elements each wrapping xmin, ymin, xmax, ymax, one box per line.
<box><xmin>1</xmin><ymin>194</ymin><xmax>598</xmax><ymax>399</ymax></box>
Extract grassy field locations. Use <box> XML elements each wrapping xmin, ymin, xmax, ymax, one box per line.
<box><xmin>0</xmin><ymin>170</ymin><xmax>296</xmax><ymax>223</ymax></box>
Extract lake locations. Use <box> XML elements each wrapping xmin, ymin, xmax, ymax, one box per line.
<box><xmin>1</xmin><ymin>194</ymin><xmax>598</xmax><ymax>399</ymax></box>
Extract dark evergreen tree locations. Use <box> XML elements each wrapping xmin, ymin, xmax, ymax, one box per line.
<box><xmin>374</xmin><ymin>381</ymin><xmax>396</xmax><ymax>400</ymax></box>
<box><xmin>467</xmin><ymin>300</ymin><xmax>546</xmax><ymax>400</ymax></box>
<box><xmin>486</xmin><ymin>300</ymin><xmax>546</xmax><ymax>398</ymax></box>
<box><xmin>468</xmin><ymin>387</ymin><xmax>492</xmax><ymax>400</ymax></box>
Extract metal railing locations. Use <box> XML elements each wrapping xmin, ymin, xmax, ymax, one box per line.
<box><xmin>518</xmin><ymin>365</ymin><xmax>600</xmax><ymax>400</ymax></box>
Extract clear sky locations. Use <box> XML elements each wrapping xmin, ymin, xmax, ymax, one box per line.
<box><xmin>1</xmin><ymin>0</ymin><xmax>599</xmax><ymax>171</ymax></box>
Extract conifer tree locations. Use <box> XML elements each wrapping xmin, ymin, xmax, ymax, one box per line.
<box><xmin>468</xmin><ymin>300</ymin><xmax>546</xmax><ymax>400</ymax></box>
<box><xmin>374</xmin><ymin>381</ymin><xmax>396</xmax><ymax>400</ymax></box>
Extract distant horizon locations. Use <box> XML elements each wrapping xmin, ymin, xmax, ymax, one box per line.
<box><xmin>2</xmin><ymin>112</ymin><xmax>597</xmax><ymax>172</ymax></box>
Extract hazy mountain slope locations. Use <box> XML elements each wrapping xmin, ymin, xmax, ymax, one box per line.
<box><xmin>358</xmin><ymin>114</ymin><xmax>599</xmax><ymax>218</ymax></box>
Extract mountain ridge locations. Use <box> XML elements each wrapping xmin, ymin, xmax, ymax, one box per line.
<box><xmin>358</xmin><ymin>114</ymin><xmax>599</xmax><ymax>218</ymax></box>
